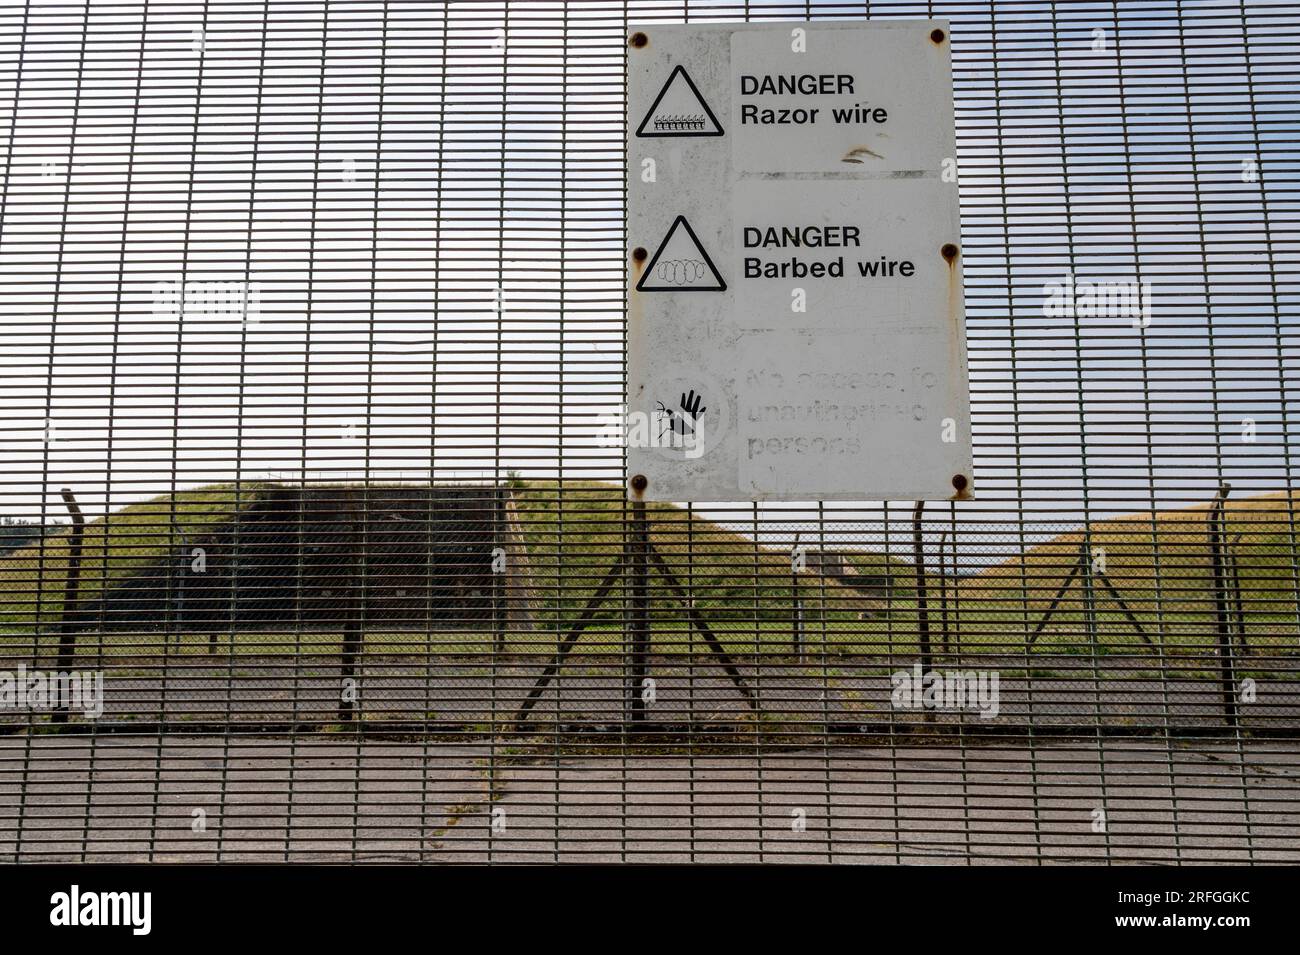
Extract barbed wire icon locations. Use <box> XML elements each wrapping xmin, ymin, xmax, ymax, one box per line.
<box><xmin>656</xmin><ymin>258</ymin><xmax>707</xmax><ymax>286</ymax></box>
<box><xmin>636</xmin><ymin>215</ymin><xmax>726</xmax><ymax>292</ymax></box>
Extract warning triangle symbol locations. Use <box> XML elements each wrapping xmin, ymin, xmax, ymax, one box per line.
<box><xmin>635</xmin><ymin>64</ymin><xmax>724</xmax><ymax>138</ymax></box>
<box><xmin>636</xmin><ymin>215</ymin><xmax>726</xmax><ymax>292</ymax></box>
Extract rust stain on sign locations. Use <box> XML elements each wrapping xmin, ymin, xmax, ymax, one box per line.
<box><xmin>841</xmin><ymin>145</ymin><xmax>883</xmax><ymax>164</ymax></box>
<box><xmin>627</xmin><ymin>247</ymin><xmax>649</xmax><ymax>427</ymax></box>
<box><xmin>944</xmin><ymin>242</ymin><xmax>972</xmax><ymax>500</ymax></box>
<box><xmin>950</xmin><ymin>473</ymin><xmax>972</xmax><ymax>501</ymax></box>
<box><xmin>944</xmin><ymin>243</ymin><xmax>961</xmax><ymax>337</ymax></box>
<box><xmin>630</xmin><ymin>474</ymin><xmax>648</xmax><ymax>498</ymax></box>
<box><xmin>628</xmin><ymin>249</ymin><xmax>646</xmax><ymax>385</ymax></box>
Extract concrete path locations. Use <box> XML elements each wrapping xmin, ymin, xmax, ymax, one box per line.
<box><xmin>2</xmin><ymin>735</ymin><xmax>1297</xmax><ymax>864</ymax></box>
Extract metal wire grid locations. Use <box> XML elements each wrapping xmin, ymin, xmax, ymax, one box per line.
<box><xmin>0</xmin><ymin>0</ymin><xmax>1297</xmax><ymax>862</ymax></box>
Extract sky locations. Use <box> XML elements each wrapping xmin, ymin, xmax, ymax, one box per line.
<box><xmin>0</xmin><ymin>0</ymin><xmax>1295</xmax><ymax>566</ymax></box>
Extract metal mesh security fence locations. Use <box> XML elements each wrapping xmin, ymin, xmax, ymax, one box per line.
<box><xmin>0</xmin><ymin>0</ymin><xmax>1297</xmax><ymax>863</ymax></box>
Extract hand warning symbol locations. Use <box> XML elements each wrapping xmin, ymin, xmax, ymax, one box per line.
<box><xmin>657</xmin><ymin>389</ymin><xmax>707</xmax><ymax>439</ymax></box>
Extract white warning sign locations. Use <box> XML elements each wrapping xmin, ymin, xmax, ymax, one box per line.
<box><xmin>627</xmin><ymin>21</ymin><xmax>971</xmax><ymax>503</ymax></box>
<box><xmin>636</xmin><ymin>64</ymin><xmax>724</xmax><ymax>137</ymax></box>
<box><xmin>636</xmin><ymin>215</ymin><xmax>726</xmax><ymax>292</ymax></box>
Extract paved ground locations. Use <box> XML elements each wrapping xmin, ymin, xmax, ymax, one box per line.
<box><xmin>2</xmin><ymin>652</ymin><xmax>1297</xmax><ymax>731</ymax></box>
<box><xmin>2</xmin><ymin>734</ymin><xmax>1297</xmax><ymax>863</ymax></box>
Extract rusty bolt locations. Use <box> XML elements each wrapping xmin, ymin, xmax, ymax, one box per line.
<box><xmin>941</xmin><ymin>243</ymin><xmax>959</xmax><ymax>262</ymax></box>
<box><xmin>930</xmin><ymin>28</ymin><xmax>946</xmax><ymax>44</ymax></box>
<box><xmin>629</xmin><ymin>32</ymin><xmax>648</xmax><ymax>48</ymax></box>
<box><xmin>632</xmin><ymin>246</ymin><xmax>648</xmax><ymax>263</ymax></box>
<box><xmin>951</xmin><ymin>474</ymin><xmax>969</xmax><ymax>493</ymax></box>
<box><xmin>630</xmin><ymin>474</ymin><xmax>648</xmax><ymax>492</ymax></box>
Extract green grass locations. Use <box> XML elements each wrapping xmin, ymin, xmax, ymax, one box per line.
<box><xmin>510</xmin><ymin>481</ymin><xmax>912</xmax><ymax>625</ymax></box>
<box><xmin>7</xmin><ymin>612</ymin><xmax>1298</xmax><ymax>669</ymax></box>
<box><xmin>959</xmin><ymin>489</ymin><xmax>1300</xmax><ymax>644</ymax></box>
<box><xmin>0</xmin><ymin>483</ymin><xmax>265</xmax><ymax>626</ymax></box>
<box><xmin>2</xmin><ymin>481</ymin><xmax>1298</xmax><ymax>665</ymax></box>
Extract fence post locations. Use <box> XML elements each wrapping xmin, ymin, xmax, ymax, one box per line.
<box><xmin>205</xmin><ymin>525</ymin><xmax>217</xmax><ymax>654</ymax></box>
<box><xmin>173</xmin><ymin>527</ymin><xmax>186</xmax><ymax>652</ymax></box>
<box><xmin>791</xmin><ymin>532</ymin><xmax>802</xmax><ymax>658</ymax></box>
<box><xmin>1229</xmin><ymin>533</ymin><xmax>1247</xmax><ymax>655</ymax></box>
<box><xmin>1208</xmin><ymin>483</ymin><xmax>1238</xmax><ymax>727</ymax></box>
<box><xmin>629</xmin><ymin>499</ymin><xmax>650</xmax><ymax>723</ymax></box>
<box><xmin>51</xmin><ymin>488</ymin><xmax>85</xmax><ymax>725</ymax></box>
<box><xmin>493</xmin><ymin>487</ymin><xmax>506</xmax><ymax>653</ymax></box>
<box><xmin>1080</xmin><ymin>541</ymin><xmax>1099</xmax><ymax>650</ymax></box>
<box><xmin>339</xmin><ymin>491</ymin><xmax>363</xmax><ymax>723</ymax></box>
<box><xmin>937</xmin><ymin>531</ymin><xmax>950</xmax><ymax>655</ymax></box>
<box><xmin>912</xmin><ymin>502</ymin><xmax>932</xmax><ymax>678</ymax></box>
